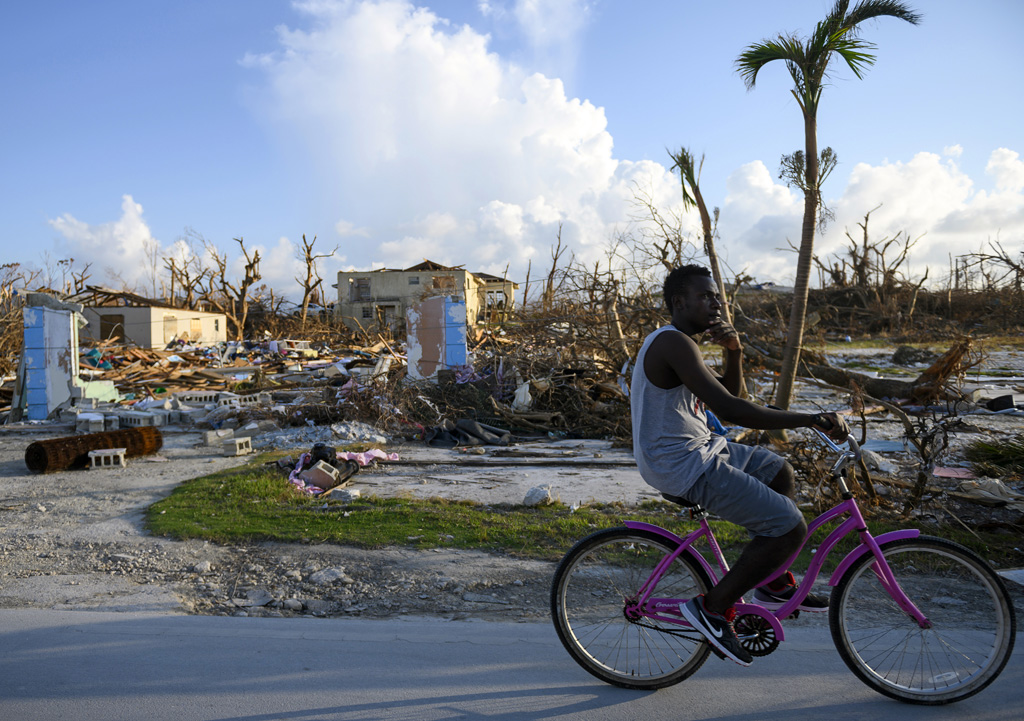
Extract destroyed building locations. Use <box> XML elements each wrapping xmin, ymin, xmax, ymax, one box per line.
<box><xmin>333</xmin><ymin>260</ymin><xmax>518</xmax><ymax>332</ymax></box>
<box><xmin>77</xmin><ymin>286</ymin><xmax>227</xmax><ymax>348</ymax></box>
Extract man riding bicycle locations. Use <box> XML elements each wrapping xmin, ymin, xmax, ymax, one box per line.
<box><xmin>630</xmin><ymin>265</ymin><xmax>849</xmax><ymax>665</ymax></box>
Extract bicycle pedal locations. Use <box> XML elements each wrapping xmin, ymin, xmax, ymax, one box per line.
<box><xmin>706</xmin><ymin>642</ymin><xmax>727</xmax><ymax>661</ymax></box>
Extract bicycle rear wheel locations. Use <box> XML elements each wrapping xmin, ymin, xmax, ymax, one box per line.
<box><xmin>830</xmin><ymin>536</ymin><xmax>1016</xmax><ymax>704</ymax></box>
<box><xmin>550</xmin><ymin>527</ymin><xmax>713</xmax><ymax>689</ymax></box>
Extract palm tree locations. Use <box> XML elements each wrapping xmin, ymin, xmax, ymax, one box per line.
<box><xmin>736</xmin><ymin>0</ymin><xmax>920</xmax><ymax>409</ymax></box>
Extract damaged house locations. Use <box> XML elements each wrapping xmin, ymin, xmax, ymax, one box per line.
<box><xmin>333</xmin><ymin>261</ymin><xmax>518</xmax><ymax>333</ymax></box>
<box><xmin>77</xmin><ymin>286</ymin><xmax>228</xmax><ymax>349</ymax></box>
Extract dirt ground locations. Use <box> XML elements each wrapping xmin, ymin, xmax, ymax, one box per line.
<box><xmin>0</xmin><ymin>427</ymin><xmax>661</xmax><ymax>622</ymax></box>
<box><xmin>3</xmin><ymin>346</ymin><xmax>1024</xmax><ymax>623</ymax></box>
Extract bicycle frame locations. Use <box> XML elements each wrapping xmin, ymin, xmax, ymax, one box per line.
<box><xmin>622</xmin><ymin>433</ymin><xmax>933</xmax><ymax>641</ymax></box>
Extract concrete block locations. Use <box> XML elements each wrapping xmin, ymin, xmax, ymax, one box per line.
<box><xmin>217</xmin><ymin>392</ymin><xmax>241</xmax><ymax>408</ymax></box>
<box><xmin>298</xmin><ymin>460</ymin><xmax>340</xmax><ymax>488</ymax></box>
<box><xmin>118</xmin><ymin>411</ymin><xmax>155</xmax><ymax>427</ymax></box>
<box><xmin>325</xmin><ymin>488</ymin><xmax>360</xmax><ymax>501</ymax></box>
<box><xmin>76</xmin><ymin>413</ymin><xmax>105</xmax><ymax>433</ymax></box>
<box><xmin>223</xmin><ymin>437</ymin><xmax>252</xmax><ymax>456</ymax></box>
<box><xmin>205</xmin><ymin>428</ymin><xmax>234</xmax><ymax>446</ymax></box>
<box><xmin>235</xmin><ymin>394</ymin><xmax>262</xmax><ymax>406</ymax></box>
<box><xmin>148</xmin><ymin>409</ymin><xmax>169</xmax><ymax>427</ymax></box>
<box><xmin>177</xmin><ymin>408</ymin><xmax>209</xmax><ymax>425</ymax></box>
<box><xmin>88</xmin><ymin>448</ymin><xmax>127</xmax><ymax>469</ymax></box>
<box><xmin>175</xmin><ymin>391</ymin><xmax>219</xmax><ymax>405</ymax></box>
<box><xmin>104</xmin><ymin>414</ymin><xmax>120</xmax><ymax>431</ymax></box>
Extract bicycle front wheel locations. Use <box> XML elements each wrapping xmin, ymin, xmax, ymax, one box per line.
<box><xmin>830</xmin><ymin>536</ymin><xmax>1016</xmax><ymax>704</ymax></box>
<box><xmin>551</xmin><ymin>527</ymin><xmax>713</xmax><ymax>689</ymax></box>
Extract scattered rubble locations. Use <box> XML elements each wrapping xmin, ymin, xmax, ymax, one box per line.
<box><xmin>3</xmin><ymin>283</ymin><xmax>1024</xmax><ymax>621</ymax></box>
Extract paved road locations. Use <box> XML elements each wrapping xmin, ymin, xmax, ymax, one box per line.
<box><xmin>0</xmin><ymin>610</ymin><xmax>1020</xmax><ymax>720</ymax></box>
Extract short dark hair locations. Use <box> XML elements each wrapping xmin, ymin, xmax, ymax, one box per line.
<box><xmin>663</xmin><ymin>264</ymin><xmax>711</xmax><ymax>312</ymax></box>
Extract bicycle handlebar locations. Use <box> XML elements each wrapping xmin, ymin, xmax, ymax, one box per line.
<box><xmin>811</xmin><ymin>426</ymin><xmax>861</xmax><ymax>462</ymax></box>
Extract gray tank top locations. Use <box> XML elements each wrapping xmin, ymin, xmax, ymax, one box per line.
<box><xmin>630</xmin><ymin>326</ymin><xmax>727</xmax><ymax>496</ymax></box>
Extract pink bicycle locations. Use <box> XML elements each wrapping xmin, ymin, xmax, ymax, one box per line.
<box><xmin>550</xmin><ymin>431</ymin><xmax>1016</xmax><ymax>704</ymax></box>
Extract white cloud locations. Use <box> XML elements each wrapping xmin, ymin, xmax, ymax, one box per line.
<box><xmin>815</xmin><ymin>149</ymin><xmax>1024</xmax><ymax>282</ymax></box>
<box><xmin>987</xmin><ymin>148</ymin><xmax>1024</xmax><ymax>193</ymax></box>
<box><xmin>476</xmin><ymin>0</ymin><xmax>594</xmax><ymax>79</ymax></box>
<box><xmin>247</xmin><ymin>0</ymin><xmax>671</xmax><ymax>284</ymax></box>
<box><xmin>51</xmin><ymin>3</ymin><xmax>1024</xmax><ymax>302</ymax></box>
<box><xmin>480</xmin><ymin>199</ymin><xmax>525</xmax><ymax>239</ymax></box>
<box><xmin>334</xmin><ymin>220</ymin><xmax>371</xmax><ymax>237</ymax></box>
<box><xmin>47</xmin><ymin>195</ymin><xmax>163</xmax><ymax>291</ymax></box>
<box><xmin>510</xmin><ymin>0</ymin><xmax>593</xmax><ymax>80</ymax></box>
<box><xmin>713</xmin><ymin>162</ymin><xmax>803</xmax><ymax>281</ymax></box>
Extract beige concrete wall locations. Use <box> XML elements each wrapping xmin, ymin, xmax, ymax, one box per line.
<box><xmin>82</xmin><ymin>307</ymin><xmax>227</xmax><ymax>348</ymax></box>
<box><xmin>334</xmin><ymin>268</ymin><xmax>515</xmax><ymax>332</ymax></box>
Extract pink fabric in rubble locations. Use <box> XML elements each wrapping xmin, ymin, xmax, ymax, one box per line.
<box><xmin>337</xmin><ymin>449</ymin><xmax>399</xmax><ymax>466</ymax></box>
<box><xmin>288</xmin><ymin>453</ymin><xmax>324</xmax><ymax>495</ymax></box>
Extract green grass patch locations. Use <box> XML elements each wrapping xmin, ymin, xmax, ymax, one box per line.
<box><xmin>145</xmin><ymin>463</ymin><xmax>753</xmax><ymax>561</ymax></box>
<box><xmin>145</xmin><ymin>463</ymin><xmax>1022</xmax><ymax>569</ymax></box>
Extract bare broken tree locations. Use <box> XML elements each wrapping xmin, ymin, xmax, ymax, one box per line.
<box><xmin>962</xmin><ymin>238</ymin><xmax>1024</xmax><ymax>314</ymax></box>
<box><xmin>163</xmin><ymin>236</ymin><xmax>211</xmax><ymax>311</ymax></box>
<box><xmin>541</xmin><ymin>225</ymin><xmax>570</xmax><ymax>314</ymax></box>
<box><xmin>142</xmin><ymin>236</ymin><xmax>162</xmax><ymax>299</ymax></box>
<box><xmin>294</xmin><ymin>234</ymin><xmax>338</xmax><ymax>328</ymax></box>
<box><xmin>626</xmin><ymin>183</ymin><xmax>700</xmax><ymax>274</ymax></box>
<box><xmin>0</xmin><ymin>263</ymin><xmax>43</xmax><ymax>377</ymax></box>
<box><xmin>199</xmin><ymin>237</ymin><xmax>262</xmax><ymax>340</ymax></box>
<box><xmin>813</xmin><ymin>208</ymin><xmax>928</xmax><ymax>331</ymax></box>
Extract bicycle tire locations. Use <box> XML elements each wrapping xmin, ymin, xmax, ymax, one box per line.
<box><xmin>551</xmin><ymin>526</ymin><xmax>713</xmax><ymax>689</ymax></box>
<box><xmin>830</xmin><ymin>535</ymin><xmax>1016</xmax><ymax>704</ymax></box>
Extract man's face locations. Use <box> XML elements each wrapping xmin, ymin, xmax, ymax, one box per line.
<box><xmin>673</xmin><ymin>276</ymin><xmax>722</xmax><ymax>333</ymax></box>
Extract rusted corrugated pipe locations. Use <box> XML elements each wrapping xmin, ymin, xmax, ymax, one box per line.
<box><xmin>25</xmin><ymin>426</ymin><xmax>163</xmax><ymax>473</ymax></box>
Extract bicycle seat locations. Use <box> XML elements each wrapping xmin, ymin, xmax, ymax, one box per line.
<box><xmin>661</xmin><ymin>492</ymin><xmax>702</xmax><ymax>510</ymax></box>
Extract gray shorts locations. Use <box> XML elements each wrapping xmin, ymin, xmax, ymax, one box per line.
<box><xmin>683</xmin><ymin>442</ymin><xmax>802</xmax><ymax>538</ymax></box>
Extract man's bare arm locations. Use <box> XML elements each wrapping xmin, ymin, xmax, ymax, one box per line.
<box><xmin>707</xmin><ymin>319</ymin><xmax>743</xmax><ymax>397</ymax></box>
<box><xmin>648</xmin><ymin>330</ymin><xmax>849</xmax><ymax>439</ymax></box>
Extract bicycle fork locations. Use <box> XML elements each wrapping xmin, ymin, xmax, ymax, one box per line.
<box><xmin>822</xmin><ymin>501</ymin><xmax>933</xmax><ymax>629</ymax></box>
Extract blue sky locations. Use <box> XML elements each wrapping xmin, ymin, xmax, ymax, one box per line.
<box><xmin>3</xmin><ymin>0</ymin><xmax>1022</xmax><ymax>303</ymax></box>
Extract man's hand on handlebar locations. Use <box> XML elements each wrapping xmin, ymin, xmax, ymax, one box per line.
<box><xmin>810</xmin><ymin>411</ymin><xmax>850</xmax><ymax>442</ymax></box>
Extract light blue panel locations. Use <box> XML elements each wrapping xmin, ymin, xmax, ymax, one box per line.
<box><xmin>445</xmin><ymin>343</ymin><xmax>468</xmax><ymax>366</ymax></box>
<box><xmin>443</xmin><ymin>297</ymin><xmax>468</xmax><ymax>367</ymax></box>
<box><xmin>22</xmin><ymin>348</ymin><xmax>47</xmax><ymax>370</ymax></box>
<box><xmin>23</xmin><ymin>325</ymin><xmax>45</xmax><ymax>350</ymax></box>
<box><xmin>24</xmin><ymin>367</ymin><xmax>47</xmax><ymax>389</ymax></box>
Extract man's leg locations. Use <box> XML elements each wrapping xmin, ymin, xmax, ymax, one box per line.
<box><xmin>699</xmin><ymin>463</ymin><xmax>806</xmax><ymax>615</ymax></box>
